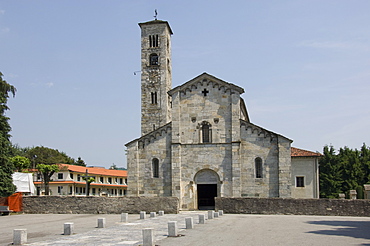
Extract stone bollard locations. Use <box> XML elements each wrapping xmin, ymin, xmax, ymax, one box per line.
<box><xmin>158</xmin><ymin>210</ymin><xmax>164</xmax><ymax>216</ymax></box>
<box><xmin>219</xmin><ymin>210</ymin><xmax>224</xmax><ymax>216</ymax></box>
<box><xmin>150</xmin><ymin>212</ymin><xmax>156</xmax><ymax>218</ymax></box>
<box><xmin>208</xmin><ymin>210</ymin><xmax>214</xmax><ymax>219</ymax></box>
<box><xmin>168</xmin><ymin>221</ymin><xmax>178</xmax><ymax>237</ymax></box>
<box><xmin>185</xmin><ymin>217</ymin><xmax>194</xmax><ymax>229</ymax></box>
<box><xmin>97</xmin><ymin>218</ymin><xmax>106</xmax><ymax>228</ymax></box>
<box><xmin>142</xmin><ymin>228</ymin><xmax>154</xmax><ymax>246</ymax></box>
<box><xmin>121</xmin><ymin>213</ymin><xmax>128</xmax><ymax>223</ymax></box>
<box><xmin>140</xmin><ymin>211</ymin><xmax>146</xmax><ymax>219</ymax></box>
<box><xmin>214</xmin><ymin>212</ymin><xmax>219</xmax><ymax>218</ymax></box>
<box><xmin>339</xmin><ymin>193</ymin><xmax>345</xmax><ymax>199</ymax></box>
<box><xmin>64</xmin><ymin>222</ymin><xmax>74</xmax><ymax>235</ymax></box>
<box><xmin>199</xmin><ymin>214</ymin><xmax>205</xmax><ymax>224</ymax></box>
<box><xmin>13</xmin><ymin>229</ymin><xmax>27</xmax><ymax>245</ymax></box>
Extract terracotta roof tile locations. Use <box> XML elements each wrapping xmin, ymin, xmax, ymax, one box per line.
<box><xmin>58</xmin><ymin>164</ymin><xmax>127</xmax><ymax>177</ymax></box>
<box><xmin>291</xmin><ymin>147</ymin><xmax>322</xmax><ymax>157</ymax></box>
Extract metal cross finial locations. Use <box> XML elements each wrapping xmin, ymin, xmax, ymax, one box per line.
<box><xmin>154</xmin><ymin>9</ymin><xmax>158</xmax><ymax>20</ymax></box>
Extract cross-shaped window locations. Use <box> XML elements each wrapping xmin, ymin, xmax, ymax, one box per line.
<box><xmin>202</xmin><ymin>88</ymin><xmax>209</xmax><ymax>96</ymax></box>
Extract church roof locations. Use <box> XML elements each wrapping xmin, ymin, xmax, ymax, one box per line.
<box><xmin>138</xmin><ymin>19</ymin><xmax>173</xmax><ymax>34</ymax></box>
<box><xmin>291</xmin><ymin>147</ymin><xmax>322</xmax><ymax>157</ymax></box>
<box><xmin>168</xmin><ymin>73</ymin><xmax>245</xmax><ymax>96</ymax></box>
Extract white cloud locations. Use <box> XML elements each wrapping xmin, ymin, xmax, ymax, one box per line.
<box><xmin>1</xmin><ymin>27</ymin><xmax>10</xmax><ymax>33</ymax></box>
<box><xmin>298</xmin><ymin>40</ymin><xmax>370</xmax><ymax>51</ymax></box>
<box><xmin>45</xmin><ymin>82</ymin><xmax>54</xmax><ymax>88</ymax></box>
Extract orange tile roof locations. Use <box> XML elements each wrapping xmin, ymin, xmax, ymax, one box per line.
<box><xmin>58</xmin><ymin>164</ymin><xmax>127</xmax><ymax>177</ymax></box>
<box><xmin>291</xmin><ymin>147</ymin><xmax>322</xmax><ymax>157</ymax></box>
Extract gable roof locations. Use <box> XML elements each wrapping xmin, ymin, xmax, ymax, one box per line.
<box><xmin>58</xmin><ymin>164</ymin><xmax>127</xmax><ymax>177</ymax></box>
<box><xmin>291</xmin><ymin>147</ymin><xmax>322</xmax><ymax>157</ymax></box>
<box><xmin>168</xmin><ymin>73</ymin><xmax>245</xmax><ymax>96</ymax></box>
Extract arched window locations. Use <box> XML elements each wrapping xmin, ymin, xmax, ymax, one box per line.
<box><xmin>255</xmin><ymin>157</ymin><xmax>262</xmax><ymax>178</ymax></box>
<box><xmin>201</xmin><ymin>122</ymin><xmax>212</xmax><ymax>143</ymax></box>
<box><xmin>152</xmin><ymin>158</ymin><xmax>159</xmax><ymax>178</ymax></box>
<box><xmin>150</xmin><ymin>53</ymin><xmax>159</xmax><ymax>66</ymax></box>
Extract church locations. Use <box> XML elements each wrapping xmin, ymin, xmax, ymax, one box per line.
<box><xmin>125</xmin><ymin>19</ymin><xmax>321</xmax><ymax>210</ymax></box>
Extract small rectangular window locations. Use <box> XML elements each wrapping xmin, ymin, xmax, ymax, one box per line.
<box><xmin>296</xmin><ymin>176</ymin><xmax>305</xmax><ymax>187</ymax></box>
<box><xmin>58</xmin><ymin>173</ymin><xmax>63</xmax><ymax>179</ymax></box>
<box><xmin>100</xmin><ymin>177</ymin><xmax>104</xmax><ymax>183</ymax></box>
<box><xmin>77</xmin><ymin>174</ymin><xmax>81</xmax><ymax>181</ymax></box>
<box><xmin>70</xmin><ymin>173</ymin><xmax>74</xmax><ymax>179</ymax></box>
<box><xmin>108</xmin><ymin>177</ymin><xmax>112</xmax><ymax>184</ymax></box>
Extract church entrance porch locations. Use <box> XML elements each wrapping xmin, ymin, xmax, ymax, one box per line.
<box><xmin>194</xmin><ymin>169</ymin><xmax>220</xmax><ymax>210</ymax></box>
<box><xmin>197</xmin><ymin>184</ymin><xmax>217</xmax><ymax>210</ymax></box>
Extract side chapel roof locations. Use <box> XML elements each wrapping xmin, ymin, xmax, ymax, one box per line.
<box><xmin>291</xmin><ymin>147</ymin><xmax>322</xmax><ymax>157</ymax></box>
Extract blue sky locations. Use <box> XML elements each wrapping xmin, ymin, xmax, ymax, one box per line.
<box><xmin>1</xmin><ymin>1</ymin><xmax>369</xmax><ymax>168</ymax></box>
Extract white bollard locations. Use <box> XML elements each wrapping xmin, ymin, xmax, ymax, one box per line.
<box><xmin>185</xmin><ymin>217</ymin><xmax>194</xmax><ymax>229</ymax></box>
<box><xmin>168</xmin><ymin>221</ymin><xmax>178</xmax><ymax>237</ymax></box>
<box><xmin>121</xmin><ymin>213</ymin><xmax>128</xmax><ymax>223</ymax></box>
<box><xmin>13</xmin><ymin>229</ymin><xmax>27</xmax><ymax>245</ymax></box>
<box><xmin>140</xmin><ymin>211</ymin><xmax>146</xmax><ymax>219</ymax></box>
<box><xmin>208</xmin><ymin>210</ymin><xmax>214</xmax><ymax>219</ymax></box>
<box><xmin>158</xmin><ymin>210</ymin><xmax>164</xmax><ymax>216</ymax></box>
<box><xmin>150</xmin><ymin>212</ymin><xmax>156</xmax><ymax>218</ymax></box>
<box><xmin>142</xmin><ymin>228</ymin><xmax>154</xmax><ymax>246</ymax></box>
<box><xmin>199</xmin><ymin>214</ymin><xmax>205</xmax><ymax>224</ymax></box>
<box><xmin>97</xmin><ymin>218</ymin><xmax>106</xmax><ymax>228</ymax></box>
<box><xmin>64</xmin><ymin>222</ymin><xmax>74</xmax><ymax>235</ymax></box>
<box><xmin>219</xmin><ymin>210</ymin><xmax>224</xmax><ymax>216</ymax></box>
<box><xmin>214</xmin><ymin>212</ymin><xmax>219</xmax><ymax>218</ymax></box>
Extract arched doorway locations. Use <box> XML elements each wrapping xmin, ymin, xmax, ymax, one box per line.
<box><xmin>194</xmin><ymin>169</ymin><xmax>219</xmax><ymax>210</ymax></box>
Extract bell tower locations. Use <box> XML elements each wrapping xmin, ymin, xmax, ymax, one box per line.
<box><xmin>139</xmin><ymin>19</ymin><xmax>173</xmax><ymax>136</ymax></box>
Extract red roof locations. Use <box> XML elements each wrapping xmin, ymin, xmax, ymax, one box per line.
<box><xmin>34</xmin><ymin>181</ymin><xmax>127</xmax><ymax>187</ymax></box>
<box><xmin>58</xmin><ymin>164</ymin><xmax>127</xmax><ymax>177</ymax></box>
<box><xmin>291</xmin><ymin>147</ymin><xmax>322</xmax><ymax>157</ymax></box>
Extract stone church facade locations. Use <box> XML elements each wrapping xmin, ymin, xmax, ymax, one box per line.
<box><xmin>126</xmin><ymin>19</ymin><xmax>321</xmax><ymax>210</ymax></box>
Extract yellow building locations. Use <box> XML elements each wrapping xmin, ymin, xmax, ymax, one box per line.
<box><xmin>34</xmin><ymin>164</ymin><xmax>127</xmax><ymax>196</ymax></box>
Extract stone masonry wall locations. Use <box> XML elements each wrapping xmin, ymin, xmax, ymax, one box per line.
<box><xmin>215</xmin><ymin>197</ymin><xmax>370</xmax><ymax>217</ymax></box>
<box><xmin>23</xmin><ymin>196</ymin><xmax>179</xmax><ymax>214</ymax></box>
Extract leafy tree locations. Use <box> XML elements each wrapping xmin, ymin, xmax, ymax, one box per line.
<box><xmin>25</xmin><ymin>146</ymin><xmax>74</xmax><ymax>168</ymax></box>
<box><xmin>36</xmin><ymin>164</ymin><xmax>59</xmax><ymax>196</ymax></box>
<box><xmin>75</xmin><ymin>157</ymin><xmax>86</xmax><ymax>167</ymax></box>
<box><xmin>0</xmin><ymin>72</ymin><xmax>16</xmax><ymax>197</ymax></box>
<box><xmin>82</xmin><ymin>176</ymin><xmax>95</xmax><ymax>196</ymax></box>
<box><xmin>319</xmin><ymin>145</ymin><xmax>343</xmax><ymax>198</ymax></box>
<box><xmin>10</xmin><ymin>156</ymin><xmax>31</xmax><ymax>172</ymax></box>
<box><xmin>320</xmin><ymin>144</ymin><xmax>370</xmax><ymax>198</ymax></box>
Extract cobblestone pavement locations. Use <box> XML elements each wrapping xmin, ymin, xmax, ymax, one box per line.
<box><xmin>27</xmin><ymin>211</ymin><xmax>208</xmax><ymax>246</ymax></box>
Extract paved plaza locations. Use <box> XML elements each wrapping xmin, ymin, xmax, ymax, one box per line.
<box><xmin>1</xmin><ymin>212</ymin><xmax>370</xmax><ymax>245</ymax></box>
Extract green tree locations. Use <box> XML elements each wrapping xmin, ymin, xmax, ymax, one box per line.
<box><xmin>10</xmin><ymin>156</ymin><xmax>31</xmax><ymax>172</ymax></box>
<box><xmin>36</xmin><ymin>164</ymin><xmax>59</xmax><ymax>196</ymax></box>
<box><xmin>0</xmin><ymin>72</ymin><xmax>17</xmax><ymax>197</ymax></box>
<box><xmin>319</xmin><ymin>145</ymin><xmax>343</xmax><ymax>198</ymax></box>
<box><xmin>26</xmin><ymin>146</ymin><xmax>74</xmax><ymax>168</ymax></box>
<box><xmin>75</xmin><ymin>157</ymin><xmax>86</xmax><ymax>167</ymax></box>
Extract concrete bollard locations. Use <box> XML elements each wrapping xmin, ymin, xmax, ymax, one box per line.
<box><xmin>168</xmin><ymin>221</ymin><xmax>178</xmax><ymax>237</ymax></box>
<box><xmin>185</xmin><ymin>217</ymin><xmax>194</xmax><ymax>229</ymax></box>
<box><xmin>219</xmin><ymin>210</ymin><xmax>224</xmax><ymax>216</ymax></box>
<box><xmin>158</xmin><ymin>210</ymin><xmax>164</xmax><ymax>216</ymax></box>
<box><xmin>121</xmin><ymin>213</ymin><xmax>128</xmax><ymax>223</ymax></box>
<box><xmin>150</xmin><ymin>212</ymin><xmax>156</xmax><ymax>218</ymax></box>
<box><xmin>97</xmin><ymin>218</ymin><xmax>106</xmax><ymax>228</ymax></box>
<box><xmin>142</xmin><ymin>228</ymin><xmax>154</xmax><ymax>246</ymax></box>
<box><xmin>13</xmin><ymin>229</ymin><xmax>27</xmax><ymax>245</ymax></box>
<box><xmin>64</xmin><ymin>222</ymin><xmax>74</xmax><ymax>235</ymax></box>
<box><xmin>208</xmin><ymin>210</ymin><xmax>214</xmax><ymax>219</ymax></box>
<box><xmin>140</xmin><ymin>211</ymin><xmax>146</xmax><ymax>219</ymax></box>
<box><xmin>214</xmin><ymin>212</ymin><xmax>219</xmax><ymax>218</ymax></box>
<box><xmin>199</xmin><ymin>214</ymin><xmax>205</xmax><ymax>224</ymax></box>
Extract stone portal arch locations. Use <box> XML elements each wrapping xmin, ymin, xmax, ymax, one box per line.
<box><xmin>194</xmin><ymin>169</ymin><xmax>220</xmax><ymax>209</ymax></box>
